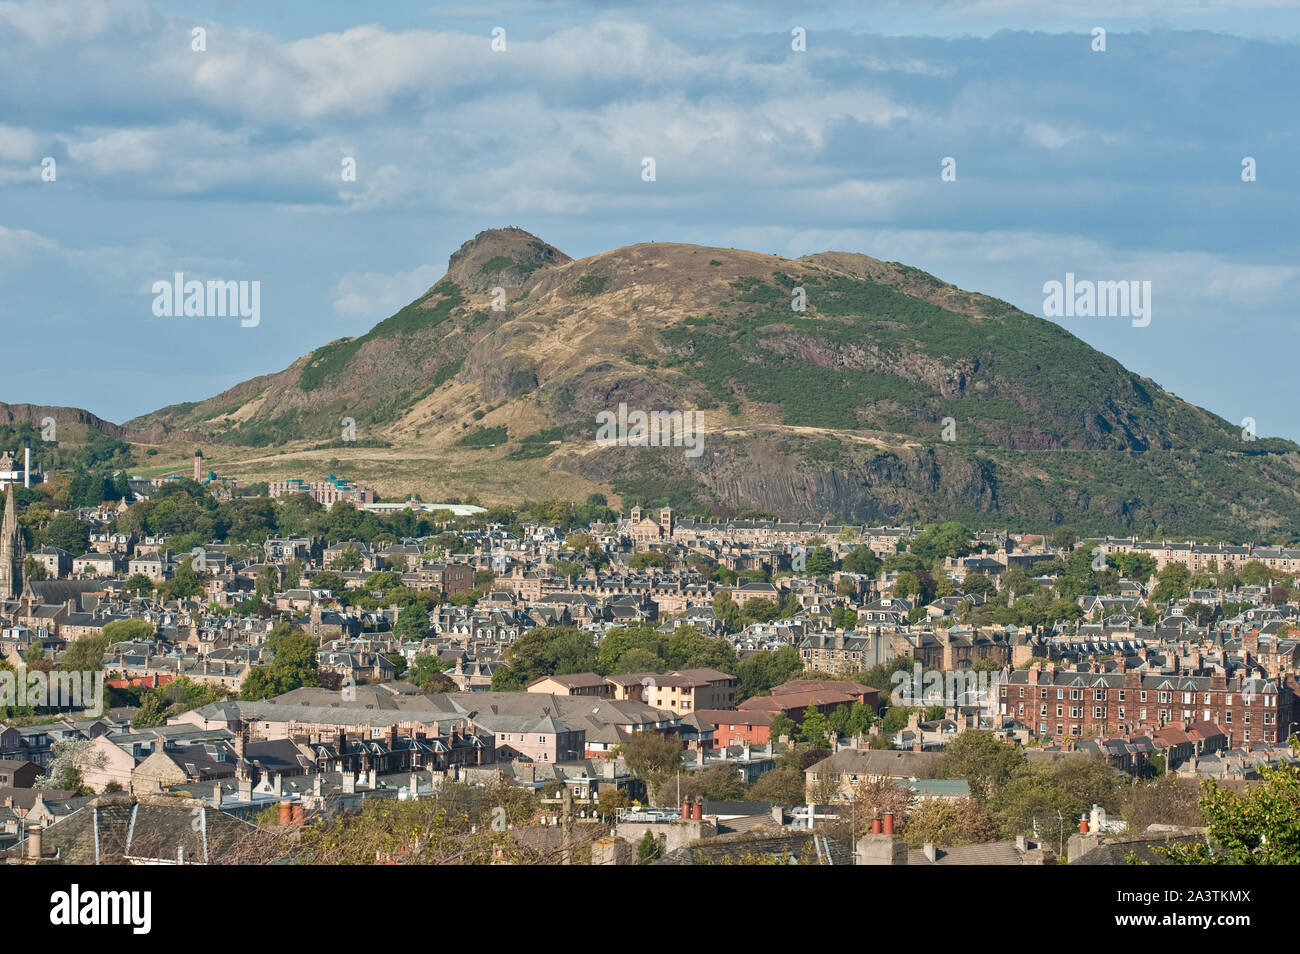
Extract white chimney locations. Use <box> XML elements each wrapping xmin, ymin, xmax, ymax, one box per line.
<box><xmin>24</xmin><ymin>447</ymin><xmax>30</xmax><ymax>489</ymax></box>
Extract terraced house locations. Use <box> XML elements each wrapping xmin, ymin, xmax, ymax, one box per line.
<box><xmin>1001</xmin><ymin>662</ymin><xmax>1296</xmax><ymax>746</ymax></box>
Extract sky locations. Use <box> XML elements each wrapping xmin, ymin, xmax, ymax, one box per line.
<box><xmin>2</xmin><ymin>0</ymin><xmax>1299</xmax><ymax>440</ymax></box>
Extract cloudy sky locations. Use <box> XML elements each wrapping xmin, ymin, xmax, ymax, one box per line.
<box><xmin>2</xmin><ymin>0</ymin><xmax>1298</xmax><ymax>439</ymax></box>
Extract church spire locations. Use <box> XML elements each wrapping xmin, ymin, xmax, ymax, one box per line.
<box><xmin>1</xmin><ymin>487</ymin><xmax>22</xmax><ymax>600</ymax></box>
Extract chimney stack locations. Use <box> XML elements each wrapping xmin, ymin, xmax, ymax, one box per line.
<box><xmin>24</xmin><ymin>447</ymin><xmax>30</xmax><ymax>489</ymax></box>
<box><xmin>194</xmin><ymin>451</ymin><xmax>203</xmax><ymax>483</ymax></box>
<box><xmin>25</xmin><ymin>824</ymin><xmax>42</xmax><ymax>860</ymax></box>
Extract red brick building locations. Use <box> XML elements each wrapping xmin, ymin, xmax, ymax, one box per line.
<box><xmin>1001</xmin><ymin>663</ymin><xmax>1294</xmax><ymax>747</ymax></box>
<box><xmin>696</xmin><ymin>709</ymin><xmax>776</xmax><ymax>748</ymax></box>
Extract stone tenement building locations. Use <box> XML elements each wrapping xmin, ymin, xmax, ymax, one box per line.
<box><xmin>1001</xmin><ymin>662</ymin><xmax>1295</xmax><ymax>747</ymax></box>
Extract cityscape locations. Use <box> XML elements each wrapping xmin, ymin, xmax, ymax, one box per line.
<box><xmin>0</xmin><ymin>0</ymin><xmax>1293</xmax><ymax>930</ymax></box>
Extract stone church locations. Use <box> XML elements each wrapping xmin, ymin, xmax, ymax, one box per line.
<box><xmin>0</xmin><ymin>487</ymin><xmax>23</xmax><ymax>600</ymax></box>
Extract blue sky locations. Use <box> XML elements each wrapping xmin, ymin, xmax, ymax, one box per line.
<box><xmin>2</xmin><ymin>0</ymin><xmax>1299</xmax><ymax>440</ymax></box>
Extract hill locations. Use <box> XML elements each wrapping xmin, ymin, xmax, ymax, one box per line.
<box><xmin>122</xmin><ymin>228</ymin><xmax>1300</xmax><ymax>538</ymax></box>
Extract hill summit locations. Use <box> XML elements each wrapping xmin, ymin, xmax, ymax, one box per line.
<box><xmin>126</xmin><ymin>230</ymin><xmax>1300</xmax><ymax>537</ymax></box>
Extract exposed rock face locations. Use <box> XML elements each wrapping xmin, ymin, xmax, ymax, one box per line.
<box><xmin>444</xmin><ymin>227</ymin><xmax>571</xmax><ymax>293</ymax></box>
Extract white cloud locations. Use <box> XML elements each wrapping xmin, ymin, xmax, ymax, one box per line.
<box><xmin>0</xmin><ymin>0</ymin><xmax>145</xmax><ymax>47</ymax></box>
<box><xmin>331</xmin><ymin>263</ymin><xmax>445</xmax><ymax>319</ymax></box>
<box><xmin>0</xmin><ymin>124</ymin><xmax>41</xmax><ymax>160</ymax></box>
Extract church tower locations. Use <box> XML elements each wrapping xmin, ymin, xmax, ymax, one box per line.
<box><xmin>0</xmin><ymin>489</ymin><xmax>23</xmax><ymax>600</ymax></box>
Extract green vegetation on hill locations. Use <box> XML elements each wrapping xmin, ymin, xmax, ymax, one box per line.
<box><xmin>299</xmin><ymin>282</ymin><xmax>466</xmax><ymax>392</ymax></box>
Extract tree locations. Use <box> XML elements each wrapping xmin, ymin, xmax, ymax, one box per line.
<box><xmin>393</xmin><ymin>604</ymin><xmax>431</xmax><ymax>641</ymax></box>
<box><xmin>409</xmin><ymin>654</ymin><xmax>456</xmax><ymax>692</ymax></box>
<box><xmin>746</xmin><ymin>766</ymin><xmax>806</xmax><ymax>803</ymax></box>
<box><xmin>798</xmin><ymin>705</ymin><xmax>832</xmax><ymax>747</ymax></box>
<box><xmin>1050</xmin><ymin>526</ymin><xmax>1077</xmax><ymax>551</ymax></box>
<box><xmin>1162</xmin><ymin>742</ymin><xmax>1300</xmax><ymax>864</ymax></box>
<box><xmin>39</xmin><ymin>738</ymin><xmax>104</xmax><ymax>794</ymax></box>
<box><xmin>1238</xmin><ymin>560</ymin><xmax>1271</xmax><ymax>588</ymax></box>
<box><xmin>332</xmin><ymin>545</ymin><xmax>363</xmax><ymax>571</ymax></box>
<box><xmin>1150</xmin><ymin>562</ymin><xmax>1192</xmax><ymax>603</ymax></box>
<box><xmin>842</xmin><ymin>545</ymin><xmax>882</xmax><ymax>576</ymax></box>
<box><xmin>665</xmin><ymin>624</ymin><xmax>737</xmax><ymax>672</ymax></box>
<box><xmin>935</xmin><ymin>731</ymin><xmax>1026</xmax><ymax>802</ymax></box>
<box><xmin>769</xmin><ymin>712</ymin><xmax>797</xmax><ymax>744</ymax></box>
<box><xmin>241</xmin><ymin>624</ymin><xmax>319</xmax><ymax>700</ymax></box>
<box><xmin>596</xmin><ymin>788</ymin><xmax>630</xmax><ymax>821</ymax></box>
<box><xmin>102</xmin><ymin>618</ymin><xmax>156</xmax><ymax>643</ymax></box>
<box><xmin>23</xmin><ymin>556</ymin><xmax>48</xmax><ymax>581</ymax></box>
<box><xmin>621</xmin><ymin>732</ymin><xmax>683</xmax><ymax>800</ymax></box>
<box><xmin>637</xmin><ymin>830</ymin><xmax>662</xmax><ymax>864</ymax></box>
<box><xmin>60</xmin><ymin>634</ymin><xmax>109</xmax><ymax>672</ymax></box>
<box><xmin>805</xmin><ymin>547</ymin><xmax>835</xmax><ymax>576</ymax></box>
<box><xmin>844</xmin><ymin>777</ymin><xmax>914</xmax><ymax>835</ymax></box>
<box><xmin>909</xmin><ymin>522</ymin><xmax>972</xmax><ymax>564</ymax></box>
<box><xmin>38</xmin><ymin>513</ymin><xmax>89</xmax><ymax>556</ymax></box>
<box><xmin>904</xmin><ymin>795</ymin><xmax>999</xmax><ymax>848</ymax></box>
<box><xmin>123</xmin><ymin>573</ymin><xmax>154</xmax><ymax>597</ymax></box>
<box><xmin>1123</xmin><ymin>773</ymin><xmax>1203</xmax><ymax>834</ymax></box>
<box><xmin>500</xmin><ymin>626</ymin><xmax>597</xmax><ymax>685</ymax></box>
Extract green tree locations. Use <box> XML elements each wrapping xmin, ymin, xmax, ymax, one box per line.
<box><xmin>123</xmin><ymin>573</ymin><xmax>154</xmax><ymax>597</ymax></box>
<box><xmin>1162</xmin><ymin>742</ymin><xmax>1300</xmax><ymax>865</ymax></box>
<box><xmin>637</xmin><ymin>830</ymin><xmax>663</xmax><ymax>864</ymax></box>
<box><xmin>332</xmin><ymin>545</ymin><xmax>363</xmax><ymax>571</ymax></box>
<box><xmin>409</xmin><ymin>655</ymin><xmax>456</xmax><ymax>692</ymax></box>
<box><xmin>393</xmin><ymin>604</ymin><xmax>431</xmax><ymax>641</ymax></box>
<box><xmin>39</xmin><ymin>513</ymin><xmax>89</xmax><ymax>556</ymax></box>
<box><xmin>909</xmin><ymin>522</ymin><xmax>972</xmax><ymax>564</ymax></box>
<box><xmin>102</xmin><ymin>618</ymin><xmax>157</xmax><ymax>643</ymax></box>
<box><xmin>934</xmin><ymin>730</ymin><xmax>1026</xmax><ymax>802</ymax></box>
<box><xmin>798</xmin><ymin>705</ymin><xmax>831</xmax><ymax>747</ymax></box>
<box><xmin>769</xmin><ymin>712</ymin><xmax>797</xmax><ymax>744</ymax></box>
<box><xmin>500</xmin><ymin>626</ymin><xmax>597</xmax><ymax>685</ymax></box>
<box><xmin>842</xmin><ymin>545</ymin><xmax>882</xmax><ymax>576</ymax></box>
<box><xmin>60</xmin><ymin>635</ymin><xmax>109</xmax><ymax>672</ymax></box>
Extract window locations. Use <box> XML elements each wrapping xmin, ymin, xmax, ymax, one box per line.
<box><xmin>1141</xmin><ymin>691</ymin><xmax>1147</xmax><ymax>702</ymax></box>
<box><xmin>1056</xmin><ymin>706</ymin><xmax>1063</xmax><ymax>717</ymax></box>
<box><xmin>1094</xmin><ymin>707</ymin><xmax>1105</xmax><ymax>719</ymax></box>
<box><xmin>1118</xmin><ymin>707</ymin><xmax>1125</xmax><ymax>719</ymax></box>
